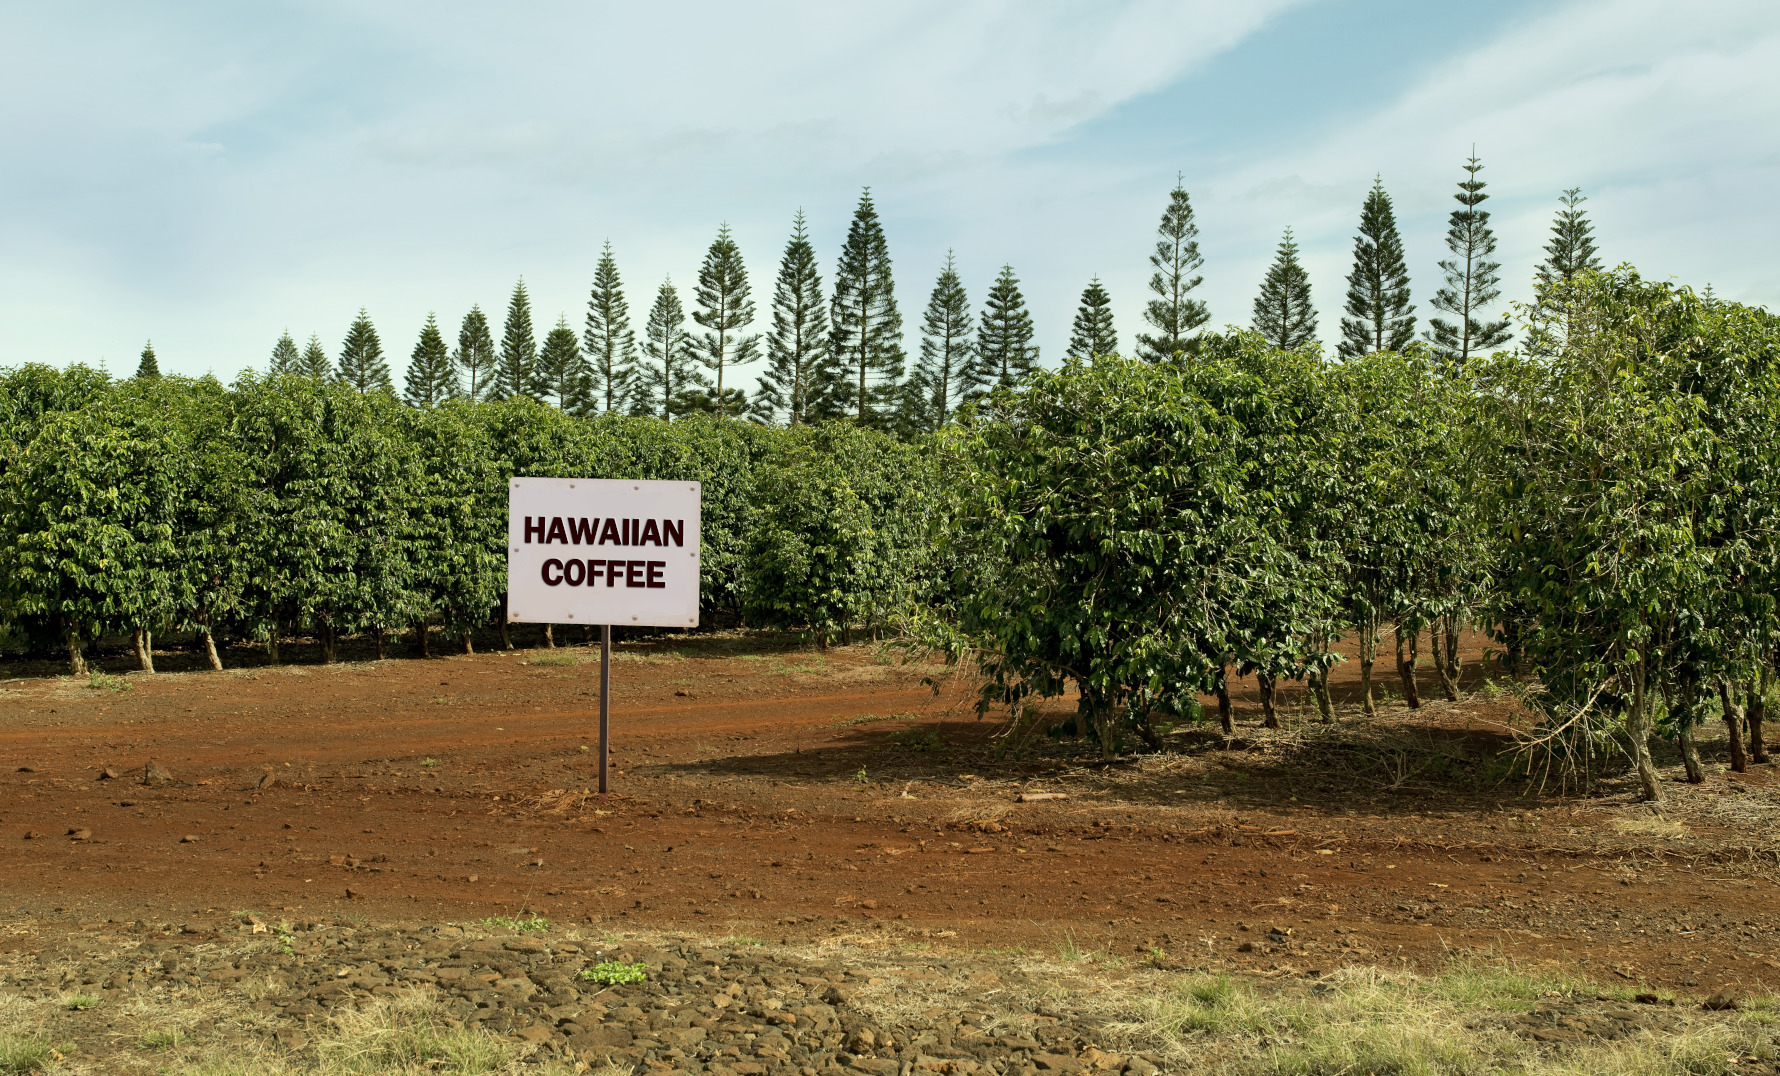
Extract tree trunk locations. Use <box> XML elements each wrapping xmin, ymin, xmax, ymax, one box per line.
<box><xmin>1502</xmin><ymin>615</ymin><xmax>1523</xmax><ymax>677</ymax></box>
<box><xmin>1395</xmin><ymin>625</ymin><xmax>1420</xmax><ymax>709</ymax></box>
<box><xmin>1092</xmin><ymin>702</ymin><xmax>1116</xmax><ymax>760</ymax></box>
<box><xmin>462</xmin><ymin>632</ymin><xmax>474</xmax><ymax>656</ymax></box>
<box><xmin>1214</xmin><ymin>668</ymin><xmax>1233</xmax><ymax>736</ymax></box>
<box><xmin>202</xmin><ymin>630</ymin><xmax>223</xmax><ymax>672</ymax></box>
<box><xmin>1628</xmin><ymin>654</ymin><xmax>1663</xmax><ymax>802</ymax></box>
<box><xmin>498</xmin><ymin>618</ymin><xmax>511</xmax><ymax>650</ymax></box>
<box><xmin>133</xmin><ymin>628</ymin><xmax>156</xmax><ymax>674</ymax></box>
<box><xmin>544</xmin><ymin>624</ymin><xmax>556</xmax><ymax>648</ymax></box>
<box><xmin>1312</xmin><ymin>667</ymin><xmax>1334</xmax><ymax>723</ymax></box>
<box><xmin>1750</xmin><ymin>672</ymin><xmax>1769</xmax><ymax>764</ymax></box>
<box><xmin>67</xmin><ymin>629</ymin><xmax>87</xmax><ymax>678</ymax></box>
<box><xmin>1719</xmin><ymin>680</ymin><xmax>1748</xmax><ymax>774</ymax></box>
<box><xmin>374</xmin><ymin>628</ymin><xmax>386</xmax><ymax>661</ymax></box>
<box><xmin>1433</xmin><ymin>617</ymin><xmax>1459</xmax><ymax>701</ymax></box>
<box><xmin>582</xmin><ymin>625</ymin><xmax>593</xmax><ymax>646</ymax></box>
<box><xmin>414</xmin><ymin>621</ymin><xmax>429</xmax><ymax>658</ymax></box>
<box><xmin>321</xmin><ymin>624</ymin><xmax>338</xmax><ymax>664</ymax></box>
<box><xmin>1359</xmin><ymin>627</ymin><xmax>1377</xmax><ymax>718</ymax></box>
<box><xmin>1258</xmin><ymin>672</ymin><xmax>1278</xmax><ymax>730</ymax></box>
<box><xmin>267</xmin><ymin>620</ymin><xmax>281</xmax><ymax>665</ymax></box>
<box><xmin>1679</xmin><ymin>721</ymin><xmax>1705</xmax><ymax>784</ymax></box>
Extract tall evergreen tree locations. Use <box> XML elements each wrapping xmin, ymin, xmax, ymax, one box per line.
<box><xmin>454</xmin><ymin>306</ymin><xmax>497</xmax><ymax>400</ymax></box>
<box><xmin>1065</xmin><ymin>277</ymin><xmax>1117</xmax><ymax>361</ymax></box>
<box><xmin>1538</xmin><ymin>187</ymin><xmax>1602</xmax><ymax>285</ymax></box>
<box><xmin>1136</xmin><ymin>177</ymin><xmax>1209</xmax><ymax>362</ymax></box>
<box><xmin>536</xmin><ymin>316</ymin><xmax>590</xmax><ymax>411</ymax></box>
<box><xmin>1338</xmin><ymin>178</ymin><xmax>1416</xmax><ymax>357</ymax></box>
<box><xmin>754</xmin><ymin>210</ymin><xmax>831</xmax><ymax>426</ymax></box>
<box><xmin>583</xmin><ymin>242</ymin><xmax>638</xmax><ymax>413</ymax></box>
<box><xmin>491</xmin><ymin>279</ymin><xmax>537</xmax><ymax>399</ymax></box>
<box><xmin>1426</xmin><ymin>153</ymin><xmax>1512</xmax><ymax>366</ymax></box>
<box><xmin>1252</xmin><ymin>228</ymin><xmax>1318</xmax><ymax>350</ymax></box>
<box><xmin>830</xmin><ymin>189</ymin><xmax>904</xmax><ymax>424</ymax></box>
<box><xmin>298</xmin><ymin>334</ymin><xmax>331</xmax><ymax>379</ymax></box>
<box><xmin>974</xmin><ymin>264</ymin><xmax>1038</xmax><ymax>390</ymax></box>
<box><xmin>403</xmin><ymin>313</ymin><xmax>458</xmax><ymax>407</ymax></box>
<box><xmin>269</xmin><ymin>331</ymin><xmax>300</xmax><ymax>375</ymax></box>
<box><xmin>912</xmin><ymin>252</ymin><xmax>975</xmax><ymax>429</ymax></box>
<box><xmin>336</xmin><ymin>309</ymin><xmax>391</xmax><ymax>390</ymax></box>
<box><xmin>691</xmin><ymin>223</ymin><xmax>761</xmax><ymax>408</ymax></box>
<box><xmin>639</xmin><ymin>279</ymin><xmax>704</xmax><ymax>420</ymax></box>
<box><xmin>135</xmin><ymin>341</ymin><xmax>160</xmax><ymax>380</ymax></box>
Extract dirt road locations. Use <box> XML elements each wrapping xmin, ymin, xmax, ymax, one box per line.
<box><xmin>2</xmin><ymin>634</ymin><xmax>1776</xmax><ymax>994</ymax></box>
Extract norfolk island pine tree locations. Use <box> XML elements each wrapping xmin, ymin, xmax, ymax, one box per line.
<box><xmin>1065</xmin><ymin>277</ymin><xmax>1117</xmax><ymax>361</ymax></box>
<box><xmin>912</xmin><ymin>252</ymin><xmax>975</xmax><ymax>430</ymax></box>
<box><xmin>454</xmin><ymin>306</ymin><xmax>497</xmax><ymax>401</ymax></box>
<box><xmin>1426</xmin><ymin>152</ymin><xmax>1512</xmax><ymax>368</ymax></box>
<box><xmin>1338</xmin><ymin>178</ymin><xmax>1416</xmax><ymax>357</ymax></box>
<box><xmin>753</xmin><ymin>210</ymin><xmax>831</xmax><ymax>426</ymax></box>
<box><xmin>336</xmin><ymin>309</ymin><xmax>392</xmax><ymax>391</ymax></box>
<box><xmin>298</xmin><ymin>335</ymin><xmax>332</xmax><ymax>379</ymax></box>
<box><xmin>135</xmin><ymin>341</ymin><xmax>160</xmax><ymax>380</ymax></box>
<box><xmin>536</xmin><ymin>315</ymin><xmax>591</xmax><ymax>412</ymax></box>
<box><xmin>1252</xmin><ymin>229</ymin><xmax>1317</xmax><ymax>351</ymax></box>
<box><xmin>691</xmin><ymin>223</ymin><xmax>762</xmax><ymax>411</ymax></box>
<box><xmin>584</xmin><ymin>242</ymin><xmax>639</xmax><ymax>413</ymax></box>
<box><xmin>1135</xmin><ymin>177</ymin><xmax>1208</xmax><ymax>362</ymax></box>
<box><xmin>402</xmin><ymin>313</ymin><xmax>459</xmax><ymax>407</ymax></box>
<box><xmin>490</xmin><ymin>279</ymin><xmax>538</xmax><ymax>400</ymax></box>
<box><xmin>639</xmin><ymin>278</ymin><xmax>704</xmax><ymax>420</ymax></box>
<box><xmin>269</xmin><ymin>332</ymin><xmax>301</xmax><ymax>376</ymax></box>
<box><xmin>830</xmin><ymin>188</ymin><xmax>905</xmax><ymax>424</ymax></box>
<box><xmin>973</xmin><ymin>264</ymin><xmax>1038</xmax><ymax>392</ymax></box>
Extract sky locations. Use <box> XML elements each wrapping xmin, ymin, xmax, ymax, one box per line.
<box><xmin>2</xmin><ymin>0</ymin><xmax>1777</xmax><ymax>391</ymax></box>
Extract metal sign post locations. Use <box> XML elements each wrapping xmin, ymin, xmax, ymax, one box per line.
<box><xmin>599</xmin><ymin>623</ymin><xmax>611</xmax><ymax>794</ymax></box>
<box><xmin>506</xmin><ymin>478</ymin><xmax>702</xmax><ymax>795</ymax></box>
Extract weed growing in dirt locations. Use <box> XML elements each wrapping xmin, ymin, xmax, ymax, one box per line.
<box><xmin>479</xmin><ymin>914</ymin><xmax>547</xmax><ymax>934</ymax></box>
<box><xmin>531</xmin><ymin>652</ymin><xmax>578</xmax><ymax>667</ymax></box>
<box><xmin>419</xmin><ymin>758</ymin><xmax>438</xmax><ymax>767</ymax></box>
<box><xmin>854</xmin><ymin>766</ymin><xmax>869</xmax><ymax>784</ymax></box>
<box><xmin>885</xmin><ymin>726</ymin><xmax>944</xmax><ymax>751</ymax></box>
<box><xmin>58</xmin><ymin>993</ymin><xmax>96</xmax><ymax>1011</ymax></box>
<box><xmin>314</xmin><ymin>990</ymin><xmax>513</xmax><ymax>1073</ymax></box>
<box><xmin>0</xmin><ymin>1034</ymin><xmax>57</xmax><ymax>1074</ymax></box>
<box><xmin>578</xmin><ymin>961</ymin><xmax>648</xmax><ymax>985</ymax></box>
<box><xmin>140</xmin><ymin>1027</ymin><xmax>183</xmax><ymax>1050</ymax></box>
<box><xmin>832</xmin><ymin>711</ymin><xmax>917</xmax><ymax>727</ymax></box>
<box><xmin>85</xmin><ymin>670</ymin><xmax>130</xmax><ymax>692</ymax></box>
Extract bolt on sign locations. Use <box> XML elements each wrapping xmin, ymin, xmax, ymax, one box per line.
<box><xmin>507</xmin><ymin>478</ymin><xmax>701</xmax><ymax>629</ymax></box>
<box><xmin>507</xmin><ymin>478</ymin><xmax>702</xmax><ymax>793</ymax></box>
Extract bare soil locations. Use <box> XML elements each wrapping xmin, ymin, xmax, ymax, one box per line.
<box><xmin>2</xmin><ymin>629</ymin><xmax>1777</xmax><ymax>1000</ymax></box>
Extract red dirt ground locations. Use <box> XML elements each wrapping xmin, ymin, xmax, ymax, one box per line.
<box><xmin>2</xmin><ymin>631</ymin><xmax>1776</xmax><ymax>993</ymax></box>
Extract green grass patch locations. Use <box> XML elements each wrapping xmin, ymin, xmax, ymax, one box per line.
<box><xmin>530</xmin><ymin>652</ymin><xmax>578</xmax><ymax>667</ymax></box>
<box><xmin>578</xmin><ymin>961</ymin><xmax>649</xmax><ymax>985</ymax></box>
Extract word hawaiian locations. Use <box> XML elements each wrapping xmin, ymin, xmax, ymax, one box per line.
<box><xmin>540</xmin><ymin>558</ymin><xmax>666</xmax><ymax>588</ymax></box>
<box><xmin>522</xmin><ymin>516</ymin><xmax>686</xmax><ymax>547</ymax></box>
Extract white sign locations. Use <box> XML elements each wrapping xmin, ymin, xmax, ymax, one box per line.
<box><xmin>507</xmin><ymin>478</ymin><xmax>701</xmax><ymax>628</ymax></box>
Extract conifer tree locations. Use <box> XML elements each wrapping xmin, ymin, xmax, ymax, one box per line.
<box><xmin>754</xmin><ymin>210</ymin><xmax>831</xmax><ymax>426</ymax></box>
<box><xmin>403</xmin><ymin>313</ymin><xmax>458</xmax><ymax>407</ymax></box>
<box><xmin>454</xmin><ymin>306</ymin><xmax>497</xmax><ymax>400</ymax></box>
<box><xmin>1136</xmin><ymin>177</ymin><xmax>1208</xmax><ymax>362</ymax></box>
<box><xmin>491</xmin><ymin>279</ymin><xmax>537</xmax><ymax>399</ymax></box>
<box><xmin>269</xmin><ymin>331</ymin><xmax>300</xmax><ymax>375</ymax></box>
<box><xmin>912</xmin><ymin>252</ymin><xmax>975</xmax><ymax>429</ymax></box>
<box><xmin>536</xmin><ymin>316</ymin><xmax>590</xmax><ymax>412</ymax></box>
<box><xmin>583</xmin><ymin>242</ymin><xmax>638</xmax><ymax>413</ymax></box>
<box><xmin>1426</xmin><ymin>153</ymin><xmax>1512</xmax><ymax>366</ymax></box>
<box><xmin>1252</xmin><ymin>229</ymin><xmax>1317</xmax><ymax>350</ymax></box>
<box><xmin>298</xmin><ymin>334</ymin><xmax>331</xmax><ymax>379</ymax></box>
<box><xmin>1538</xmin><ymin>188</ymin><xmax>1602</xmax><ymax>285</ymax></box>
<box><xmin>691</xmin><ymin>223</ymin><xmax>761</xmax><ymax>407</ymax></box>
<box><xmin>830</xmin><ymin>189</ymin><xmax>905</xmax><ymax>423</ymax></box>
<box><xmin>135</xmin><ymin>341</ymin><xmax>160</xmax><ymax>380</ymax></box>
<box><xmin>974</xmin><ymin>264</ymin><xmax>1038</xmax><ymax>390</ymax></box>
<box><xmin>336</xmin><ymin>309</ymin><xmax>391</xmax><ymax>390</ymax></box>
<box><xmin>639</xmin><ymin>279</ymin><xmax>704</xmax><ymax>420</ymax></box>
<box><xmin>1065</xmin><ymin>277</ymin><xmax>1117</xmax><ymax>361</ymax></box>
<box><xmin>1338</xmin><ymin>178</ymin><xmax>1416</xmax><ymax>357</ymax></box>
